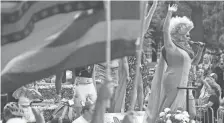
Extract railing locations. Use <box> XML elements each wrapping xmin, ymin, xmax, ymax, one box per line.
<box><xmin>194</xmin><ymin>104</ymin><xmax>224</xmax><ymax>123</ymax></box>
<box><xmin>217</xmin><ymin>107</ymin><xmax>224</xmax><ymax>123</ymax></box>
<box><xmin>195</xmin><ymin>106</ymin><xmax>215</xmax><ymax>123</ymax></box>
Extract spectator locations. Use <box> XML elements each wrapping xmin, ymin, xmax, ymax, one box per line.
<box><xmin>72</xmin><ymin>101</ymin><xmax>95</xmax><ymax>123</ymax></box>
<box><xmin>193</xmin><ymin>69</ymin><xmax>204</xmax><ymax>99</ymax></box>
<box><xmin>198</xmin><ymin>75</ymin><xmax>216</xmax><ymax>106</ymax></box>
<box><xmin>3</xmin><ymin>102</ymin><xmax>44</xmax><ymax>123</ymax></box>
<box><xmin>6</xmin><ymin>118</ymin><xmax>26</xmax><ymax>123</ymax></box>
<box><xmin>212</xmin><ymin>53</ymin><xmax>224</xmax><ymax>97</ymax></box>
<box><xmin>201</xmin><ymin>85</ymin><xmax>220</xmax><ymax>123</ymax></box>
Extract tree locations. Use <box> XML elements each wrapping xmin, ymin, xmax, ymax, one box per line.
<box><xmin>181</xmin><ymin>1</ymin><xmax>224</xmax><ymax>49</ymax></box>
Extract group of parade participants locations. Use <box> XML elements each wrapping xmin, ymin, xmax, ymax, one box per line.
<box><xmin>2</xmin><ymin>1</ymin><xmax>224</xmax><ymax>123</ymax></box>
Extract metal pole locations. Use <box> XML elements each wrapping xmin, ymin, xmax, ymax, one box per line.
<box><xmin>186</xmin><ymin>89</ymin><xmax>189</xmax><ymax>112</ymax></box>
<box><xmin>177</xmin><ymin>87</ymin><xmax>197</xmax><ymax>112</ymax></box>
<box><xmin>106</xmin><ymin>0</ymin><xmax>111</xmax><ymax>81</ymax></box>
<box><xmin>105</xmin><ymin>0</ymin><xmax>111</xmax><ymax>109</ymax></box>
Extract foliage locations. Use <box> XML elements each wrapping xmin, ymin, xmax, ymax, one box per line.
<box><xmin>125</xmin><ymin>56</ymin><xmax>155</xmax><ymax>111</ymax></box>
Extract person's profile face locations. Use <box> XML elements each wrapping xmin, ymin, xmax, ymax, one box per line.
<box><xmin>85</xmin><ymin>106</ymin><xmax>95</xmax><ymax>119</ymax></box>
<box><xmin>183</xmin><ymin>31</ymin><xmax>191</xmax><ymax>41</ymax></box>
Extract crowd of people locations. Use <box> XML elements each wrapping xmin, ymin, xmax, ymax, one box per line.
<box><xmin>192</xmin><ymin>52</ymin><xmax>224</xmax><ymax>123</ymax></box>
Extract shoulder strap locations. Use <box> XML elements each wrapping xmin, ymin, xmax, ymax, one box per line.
<box><xmin>68</xmin><ymin>106</ymin><xmax>74</xmax><ymax>122</ymax></box>
<box><xmin>60</xmin><ymin>106</ymin><xmax>68</xmax><ymax>120</ymax></box>
<box><xmin>52</xmin><ymin>104</ymin><xmax>65</xmax><ymax>119</ymax></box>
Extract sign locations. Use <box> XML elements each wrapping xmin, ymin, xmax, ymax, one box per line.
<box><xmin>104</xmin><ymin>111</ymin><xmax>145</xmax><ymax>123</ymax></box>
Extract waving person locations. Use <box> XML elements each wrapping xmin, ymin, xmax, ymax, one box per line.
<box><xmin>144</xmin><ymin>4</ymin><xmax>205</xmax><ymax>123</ymax></box>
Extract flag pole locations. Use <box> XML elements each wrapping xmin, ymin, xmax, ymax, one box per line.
<box><xmin>106</xmin><ymin>0</ymin><xmax>111</xmax><ymax>82</ymax></box>
<box><xmin>129</xmin><ymin>1</ymin><xmax>147</xmax><ymax>111</ymax></box>
<box><xmin>105</xmin><ymin>0</ymin><xmax>112</xmax><ymax>108</ymax></box>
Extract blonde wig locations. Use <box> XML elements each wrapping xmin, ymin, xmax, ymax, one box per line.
<box><xmin>169</xmin><ymin>16</ymin><xmax>194</xmax><ymax>36</ymax></box>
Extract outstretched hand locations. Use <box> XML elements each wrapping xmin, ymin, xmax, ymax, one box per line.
<box><xmin>145</xmin><ymin>0</ymin><xmax>158</xmax><ymax>17</ymax></box>
<box><xmin>168</xmin><ymin>4</ymin><xmax>178</xmax><ymax>12</ymax></box>
<box><xmin>152</xmin><ymin>0</ymin><xmax>158</xmax><ymax>4</ymax></box>
<box><xmin>98</xmin><ymin>80</ymin><xmax>114</xmax><ymax>101</ymax></box>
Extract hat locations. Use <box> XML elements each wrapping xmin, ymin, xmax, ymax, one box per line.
<box><xmin>3</xmin><ymin>102</ymin><xmax>24</xmax><ymax>118</ymax></box>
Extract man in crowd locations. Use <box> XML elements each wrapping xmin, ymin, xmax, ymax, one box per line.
<box><xmin>72</xmin><ymin>101</ymin><xmax>95</xmax><ymax>123</ymax></box>
<box><xmin>212</xmin><ymin>53</ymin><xmax>224</xmax><ymax>97</ymax></box>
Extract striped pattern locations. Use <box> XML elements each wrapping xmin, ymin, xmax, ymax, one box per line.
<box><xmin>1</xmin><ymin>1</ymin><xmax>103</xmax><ymax>45</ymax></box>
<box><xmin>94</xmin><ymin>64</ymin><xmax>119</xmax><ymax>85</ymax></box>
<box><xmin>1</xmin><ymin>1</ymin><xmax>141</xmax><ymax>93</ymax></box>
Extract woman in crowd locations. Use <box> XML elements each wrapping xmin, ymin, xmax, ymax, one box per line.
<box><xmin>193</xmin><ymin>69</ymin><xmax>205</xmax><ymax>99</ymax></box>
<box><xmin>146</xmin><ymin>4</ymin><xmax>205</xmax><ymax>123</ymax></box>
<box><xmin>198</xmin><ymin>53</ymin><xmax>213</xmax><ymax>77</ymax></box>
<box><xmin>200</xmin><ymin>81</ymin><xmax>220</xmax><ymax>123</ymax></box>
<box><xmin>54</xmin><ymin>65</ymin><xmax>95</xmax><ymax>103</ymax></box>
<box><xmin>199</xmin><ymin>73</ymin><xmax>221</xmax><ymax>105</ymax></box>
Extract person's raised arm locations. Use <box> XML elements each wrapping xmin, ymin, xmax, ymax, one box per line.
<box><xmin>192</xmin><ymin>43</ymin><xmax>205</xmax><ymax>65</ymax></box>
<box><xmin>201</xmin><ymin>78</ymin><xmax>211</xmax><ymax>90</ymax></box>
<box><xmin>144</xmin><ymin>0</ymin><xmax>158</xmax><ymax>33</ymax></box>
<box><xmin>163</xmin><ymin>4</ymin><xmax>178</xmax><ymax>51</ymax></box>
<box><xmin>91</xmin><ymin>82</ymin><xmax>113</xmax><ymax>123</ymax></box>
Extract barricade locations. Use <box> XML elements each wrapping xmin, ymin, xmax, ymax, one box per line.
<box><xmin>217</xmin><ymin>107</ymin><xmax>224</xmax><ymax>123</ymax></box>
<box><xmin>195</xmin><ymin>106</ymin><xmax>215</xmax><ymax>123</ymax></box>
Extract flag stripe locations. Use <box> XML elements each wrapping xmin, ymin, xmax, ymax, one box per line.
<box><xmin>1</xmin><ymin>39</ymin><xmax>136</xmax><ymax>93</ymax></box>
<box><xmin>1</xmin><ymin>2</ymin><xmax>19</xmax><ymax>12</ymax></box>
<box><xmin>47</xmin><ymin>1</ymin><xmax>140</xmax><ymax>47</ymax></box>
<box><xmin>47</xmin><ymin>9</ymin><xmax>104</xmax><ymax>47</ymax></box>
<box><xmin>1</xmin><ymin>1</ymin><xmax>104</xmax><ymax>45</ymax></box>
<box><xmin>3</xmin><ymin>19</ymin><xmax>140</xmax><ymax>73</ymax></box>
<box><xmin>1</xmin><ymin>11</ymin><xmax>78</xmax><ymax>70</ymax></box>
<box><xmin>2</xmin><ymin>2</ymin><xmax>64</xmax><ymax>35</ymax></box>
